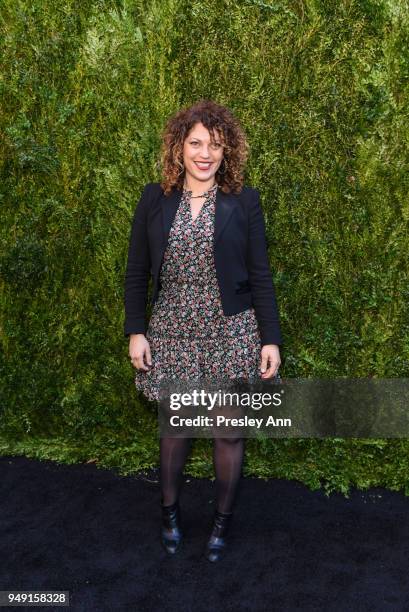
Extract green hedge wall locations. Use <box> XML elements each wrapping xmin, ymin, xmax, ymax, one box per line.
<box><xmin>1</xmin><ymin>0</ymin><xmax>408</xmax><ymax>495</ymax></box>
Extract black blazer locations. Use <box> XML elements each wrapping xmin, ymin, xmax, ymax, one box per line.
<box><xmin>124</xmin><ymin>182</ymin><xmax>283</xmax><ymax>346</ymax></box>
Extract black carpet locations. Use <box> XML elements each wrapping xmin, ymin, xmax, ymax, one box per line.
<box><xmin>0</xmin><ymin>455</ymin><xmax>408</xmax><ymax>611</ymax></box>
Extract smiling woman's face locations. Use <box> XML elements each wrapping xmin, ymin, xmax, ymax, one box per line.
<box><xmin>182</xmin><ymin>122</ymin><xmax>224</xmax><ymax>186</ymax></box>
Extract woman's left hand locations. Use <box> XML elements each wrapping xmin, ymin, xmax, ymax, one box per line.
<box><xmin>259</xmin><ymin>344</ymin><xmax>281</xmax><ymax>379</ymax></box>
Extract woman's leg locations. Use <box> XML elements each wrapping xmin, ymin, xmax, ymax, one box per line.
<box><xmin>159</xmin><ymin>436</ymin><xmax>192</xmax><ymax>506</ymax></box>
<box><xmin>204</xmin><ymin>436</ymin><xmax>244</xmax><ymax>561</ymax></box>
<box><xmin>212</xmin><ymin>437</ymin><xmax>245</xmax><ymax>514</ymax></box>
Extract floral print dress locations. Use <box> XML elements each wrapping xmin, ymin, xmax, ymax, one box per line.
<box><xmin>134</xmin><ymin>183</ymin><xmax>262</xmax><ymax>402</ymax></box>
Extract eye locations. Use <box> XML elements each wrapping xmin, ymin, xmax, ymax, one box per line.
<box><xmin>211</xmin><ymin>142</ymin><xmax>222</xmax><ymax>149</ymax></box>
<box><xmin>190</xmin><ymin>140</ymin><xmax>199</xmax><ymax>146</ymax></box>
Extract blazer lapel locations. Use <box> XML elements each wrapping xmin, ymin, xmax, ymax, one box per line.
<box><xmin>214</xmin><ymin>188</ymin><xmax>237</xmax><ymax>246</ymax></box>
<box><xmin>160</xmin><ymin>185</ymin><xmax>238</xmax><ymax>248</ymax></box>
<box><xmin>161</xmin><ymin>187</ymin><xmax>181</xmax><ymax>250</ymax></box>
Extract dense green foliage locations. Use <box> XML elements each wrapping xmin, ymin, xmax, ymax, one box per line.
<box><xmin>1</xmin><ymin>0</ymin><xmax>408</xmax><ymax>495</ymax></box>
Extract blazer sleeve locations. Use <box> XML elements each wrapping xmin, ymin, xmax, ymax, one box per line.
<box><xmin>123</xmin><ymin>183</ymin><xmax>152</xmax><ymax>337</ymax></box>
<box><xmin>247</xmin><ymin>188</ymin><xmax>283</xmax><ymax>346</ymax></box>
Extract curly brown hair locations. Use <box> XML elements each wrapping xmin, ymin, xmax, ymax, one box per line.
<box><xmin>159</xmin><ymin>99</ymin><xmax>249</xmax><ymax>195</ymax></box>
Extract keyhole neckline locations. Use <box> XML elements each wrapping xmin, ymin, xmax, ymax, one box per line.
<box><xmin>183</xmin><ymin>183</ymin><xmax>217</xmax><ymax>224</ymax></box>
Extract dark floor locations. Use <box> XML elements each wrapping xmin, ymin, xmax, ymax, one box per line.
<box><xmin>0</xmin><ymin>455</ymin><xmax>408</xmax><ymax>611</ymax></box>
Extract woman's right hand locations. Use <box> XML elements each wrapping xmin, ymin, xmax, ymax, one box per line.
<box><xmin>129</xmin><ymin>334</ymin><xmax>152</xmax><ymax>371</ymax></box>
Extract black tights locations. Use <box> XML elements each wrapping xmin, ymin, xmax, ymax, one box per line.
<box><xmin>160</xmin><ymin>436</ymin><xmax>244</xmax><ymax>514</ymax></box>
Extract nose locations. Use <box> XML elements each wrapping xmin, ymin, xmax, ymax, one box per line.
<box><xmin>199</xmin><ymin>144</ymin><xmax>211</xmax><ymax>158</ymax></box>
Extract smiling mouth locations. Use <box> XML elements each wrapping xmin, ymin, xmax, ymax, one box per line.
<box><xmin>194</xmin><ymin>161</ymin><xmax>213</xmax><ymax>170</ymax></box>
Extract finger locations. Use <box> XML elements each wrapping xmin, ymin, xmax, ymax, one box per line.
<box><xmin>263</xmin><ymin>359</ymin><xmax>280</xmax><ymax>373</ymax></box>
<box><xmin>259</xmin><ymin>355</ymin><xmax>268</xmax><ymax>374</ymax></box>
<box><xmin>135</xmin><ymin>355</ymin><xmax>149</xmax><ymax>371</ymax></box>
<box><xmin>131</xmin><ymin>357</ymin><xmax>142</xmax><ymax>370</ymax></box>
<box><xmin>144</xmin><ymin>346</ymin><xmax>152</xmax><ymax>367</ymax></box>
<box><xmin>261</xmin><ymin>368</ymin><xmax>276</xmax><ymax>379</ymax></box>
<box><xmin>260</xmin><ymin>351</ymin><xmax>273</xmax><ymax>374</ymax></box>
<box><xmin>261</xmin><ymin>361</ymin><xmax>280</xmax><ymax>378</ymax></box>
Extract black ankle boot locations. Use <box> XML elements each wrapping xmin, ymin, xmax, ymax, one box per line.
<box><xmin>161</xmin><ymin>500</ymin><xmax>183</xmax><ymax>554</ymax></box>
<box><xmin>204</xmin><ymin>509</ymin><xmax>233</xmax><ymax>562</ymax></box>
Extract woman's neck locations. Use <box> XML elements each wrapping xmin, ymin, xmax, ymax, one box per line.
<box><xmin>183</xmin><ymin>176</ymin><xmax>217</xmax><ymax>196</ymax></box>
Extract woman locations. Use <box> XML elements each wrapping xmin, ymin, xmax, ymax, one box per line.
<box><xmin>124</xmin><ymin>99</ymin><xmax>283</xmax><ymax>562</ymax></box>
